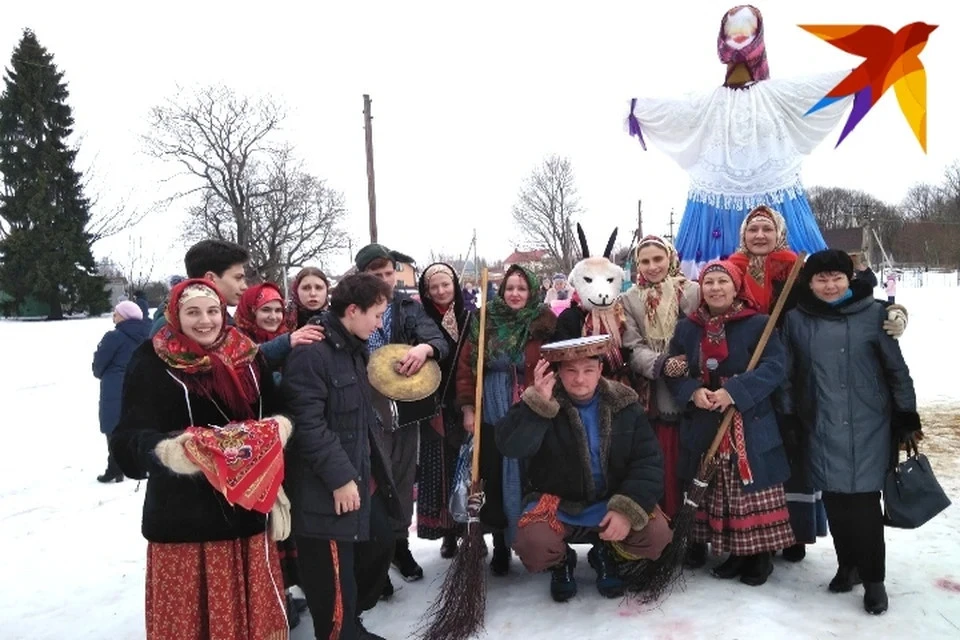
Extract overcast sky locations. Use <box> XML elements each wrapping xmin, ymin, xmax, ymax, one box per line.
<box><xmin>2</xmin><ymin>0</ymin><xmax>956</xmax><ymax>279</ymax></box>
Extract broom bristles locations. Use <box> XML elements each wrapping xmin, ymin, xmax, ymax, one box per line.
<box><xmin>417</xmin><ymin>523</ymin><xmax>487</xmax><ymax>640</ymax></box>
<box><xmin>622</xmin><ymin>464</ymin><xmax>718</xmax><ymax>603</ymax></box>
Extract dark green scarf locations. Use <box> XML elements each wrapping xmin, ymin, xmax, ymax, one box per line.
<box><xmin>469</xmin><ymin>265</ymin><xmax>545</xmax><ymax>371</ymax></box>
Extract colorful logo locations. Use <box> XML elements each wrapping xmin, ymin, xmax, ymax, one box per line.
<box><xmin>801</xmin><ymin>22</ymin><xmax>937</xmax><ymax>152</ymax></box>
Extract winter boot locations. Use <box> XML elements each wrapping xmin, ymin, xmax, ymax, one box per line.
<box><xmin>550</xmin><ymin>546</ymin><xmax>578</xmax><ymax>603</ymax></box>
<box><xmin>781</xmin><ymin>543</ymin><xmax>806</xmax><ymax>563</ymax></box>
<box><xmin>863</xmin><ymin>582</ymin><xmax>888</xmax><ymax>615</ymax></box>
<box><xmin>392</xmin><ymin>538</ymin><xmax>424</xmax><ymax>581</ymax></box>
<box><xmin>491</xmin><ymin>532</ymin><xmax>511</xmax><ymax>576</ymax></box>
<box><xmin>356</xmin><ymin>617</ymin><xmax>388</xmax><ymax>640</ymax></box>
<box><xmin>380</xmin><ymin>575</ymin><xmax>394</xmax><ymax>600</ymax></box>
<box><xmin>739</xmin><ymin>552</ymin><xmax>774</xmax><ymax>586</ymax></box>
<box><xmin>587</xmin><ymin>543</ymin><xmax>626</xmax><ymax>598</ymax></box>
<box><xmin>828</xmin><ymin>566</ymin><xmax>862</xmax><ymax>593</ymax></box>
<box><xmin>440</xmin><ymin>533</ymin><xmax>458</xmax><ymax>559</ymax></box>
<box><xmin>285</xmin><ymin>592</ymin><xmax>300</xmax><ymax>630</ymax></box>
<box><xmin>711</xmin><ymin>554</ymin><xmax>746</xmax><ymax>579</ymax></box>
<box><xmin>684</xmin><ymin>542</ymin><xmax>708</xmax><ymax>569</ymax></box>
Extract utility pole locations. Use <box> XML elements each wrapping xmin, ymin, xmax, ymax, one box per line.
<box><xmin>636</xmin><ymin>199</ymin><xmax>644</xmax><ymax>240</ymax></box>
<box><xmin>363</xmin><ymin>94</ymin><xmax>378</xmax><ymax>243</ymax></box>
<box><xmin>666</xmin><ymin>208</ymin><xmax>676</xmax><ymax>240</ymax></box>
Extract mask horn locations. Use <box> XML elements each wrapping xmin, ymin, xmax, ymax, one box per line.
<box><xmin>603</xmin><ymin>228</ymin><xmax>618</xmax><ymax>259</ymax></box>
<box><xmin>577</xmin><ymin>223</ymin><xmax>590</xmax><ymax>258</ymax></box>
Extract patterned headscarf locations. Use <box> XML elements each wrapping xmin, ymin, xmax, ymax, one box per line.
<box><xmin>236</xmin><ymin>282</ymin><xmax>289</xmax><ymax>344</ymax></box>
<box><xmin>689</xmin><ymin>260</ymin><xmax>758</xmax><ymax>384</ymax></box>
<box><xmin>468</xmin><ymin>264</ymin><xmax>544</xmax><ymax>371</ymax></box>
<box><xmin>729</xmin><ymin>205</ymin><xmax>797</xmax><ymax>313</ymax></box>
<box><xmin>633</xmin><ymin>235</ymin><xmax>688</xmax><ymax>353</ymax></box>
<box><xmin>153</xmin><ymin>278</ymin><xmax>261</xmax><ymax>420</ymax></box>
<box><xmin>418</xmin><ymin>262</ymin><xmax>465</xmax><ymax>344</ymax></box>
<box><xmin>717</xmin><ymin>5</ymin><xmax>769</xmax><ymax>86</ymax></box>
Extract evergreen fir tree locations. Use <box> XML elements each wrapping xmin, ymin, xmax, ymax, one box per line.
<box><xmin>0</xmin><ymin>29</ymin><xmax>107</xmax><ymax>319</ymax></box>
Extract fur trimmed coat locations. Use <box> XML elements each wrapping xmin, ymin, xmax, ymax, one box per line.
<box><xmin>496</xmin><ymin>378</ymin><xmax>664</xmax><ymax>529</ymax></box>
<box><xmin>110</xmin><ymin>343</ymin><xmax>284</xmax><ymax>543</ymax></box>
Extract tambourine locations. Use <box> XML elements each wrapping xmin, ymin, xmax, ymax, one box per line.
<box><xmin>539</xmin><ymin>335</ymin><xmax>612</xmax><ymax>362</ymax></box>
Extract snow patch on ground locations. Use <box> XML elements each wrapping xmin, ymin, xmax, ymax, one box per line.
<box><xmin>2</xmin><ymin>287</ymin><xmax>958</xmax><ymax>639</ymax></box>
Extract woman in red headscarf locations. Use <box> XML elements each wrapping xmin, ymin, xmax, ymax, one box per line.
<box><xmin>663</xmin><ymin>260</ymin><xmax>794</xmax><ymax>587</ymax></box>
<box><xmin>237</xmin><ymin>282</ymin><xmax>289</xmax><ymax>346</ymax></box>
<box><xmin>235</xmin><ymin>281</ymin><xmax>306</xmax><ymax>630</ymax></box>
<box><xmin>110</xmin><ymin>279</ymin><xmax>292</xmax><ymax>640</ymax></box>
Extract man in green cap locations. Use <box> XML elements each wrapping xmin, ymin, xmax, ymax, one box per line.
<box><xmin>355</xmin><ymin>243</ymin><xmax>449</xmax><ymax>589</ymax></box>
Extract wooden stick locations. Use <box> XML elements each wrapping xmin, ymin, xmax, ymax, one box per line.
<box><xmin>470</xmin><ymin>268</ymin><xmax>489</xmax><ymax>487</ymax></box>
<box><xmin>697</xmin><ymin>253</ymin><xmax>806</xmax><ymax>473</ymax></box>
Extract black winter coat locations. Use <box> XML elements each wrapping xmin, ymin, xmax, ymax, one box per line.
<box><xmin>92</xmin><ymin>318</ymin><xmax>150</xmax><ymax>434</ymax></box>
<box><xmin>109</xmin><ymin>342</ymin><xmax>283</xmax><ymax>543</ymax></box>
<box><xmin>282</xmin><ymin>314</ymin><xmax>404</xmax><ymax>542</ymax></box>
<box><xmin>496</xmin><ymin>378</ymin><xmax>663</xmax><ymax>526</ymax></box>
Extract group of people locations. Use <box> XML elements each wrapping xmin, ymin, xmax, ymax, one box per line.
<box><xmin>102</xmin><ymin>204</ymin><xmax>922</xmax><ymax>640</ymax></box>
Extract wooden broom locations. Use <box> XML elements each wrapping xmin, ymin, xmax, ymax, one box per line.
<box><xmin>624</xmin><ymin>253</ymin><xmax>806</xmax><ymax>601</ymax></box>
<box><xmin>418</xmin><ymin>268</ymin><xmax>490</xmax><ymax>640</ymax></box>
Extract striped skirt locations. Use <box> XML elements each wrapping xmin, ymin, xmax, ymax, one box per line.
<box><xmin>145</xmin><ymin>532</ymin><xmax>288</xmax><ymax>640</ymax></box>
<box><xmin>693</xmin><ymin>454</ymin><xmax>796</xmax><ymax>556</ymax></box>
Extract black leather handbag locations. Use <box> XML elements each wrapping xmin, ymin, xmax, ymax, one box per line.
<box><xmin>883</xmin><ymin>440</ymin><xmax>951</xmax><ymax>529</ymax></box>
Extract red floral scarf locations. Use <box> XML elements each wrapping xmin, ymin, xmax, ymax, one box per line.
<box><xmin>153</xmin><ymin>279</ymin><xmax>261</xmax><ymax>420</ymax></box>
<box><xmin>183</xmin><ymin>418</ymin><xmax>285</xmax><ymax>515</ymax></box>
<box><xmin>236</xmin><ymin>283</ymin><xmax>289</xmax><ymax>344</ymax></box>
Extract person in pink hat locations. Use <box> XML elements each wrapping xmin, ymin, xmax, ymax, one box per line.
<box><xmin>91</xmin><ymin>301</ymin><xmax>150</xmax><ymax>482</ymax></box>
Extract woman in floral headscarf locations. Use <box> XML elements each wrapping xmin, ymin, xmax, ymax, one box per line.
<box><xmin>416</xmin><ymin>263</ymin><xmax>472</xmax><ymax>558</ymax></box>
<box><xmin>235</xmin><ymin>282</ymin><xmax>306</xmax><ymax>630</ymax></box>
<box><xmin>110</xmin><ymin>279</ymin><xmax>292</xmax><ymax>640</ymax></box>
<box><xmin>456</xmin><ymin>264</ymin><xmax>557</xmax><ymax>574</ymax></box>
<box><xmin>622</xmin><ymin>235</ymin><xmax>701</xmax><ymax>519</ymax></box>
<box><xmin>664</xmin><ymin>260</ymin><xmax>794</xmax><ymax>587</ymax></box>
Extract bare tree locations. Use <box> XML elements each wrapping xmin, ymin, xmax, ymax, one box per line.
<box><xmin>117</xmin><ymin>236</ymin><xmax>157</xmax><ymax>293</ymax></box>
<box><xmin>512</xmin><ymin>155</ymin><xmax>583</xmax><ymax>273</ymax></box>
<box><xmin>940</xmin><ymin>160</ymin><xmax>960</xmax><ymax>222</ymax></box>
<box><xmin>900</xmin><ymin>183</ymin><xmax>945</xmax><ymax>221</ymax></box>
<box><xmin>145</xmin><ymin>86</ymin><xmax>348</xmax><ymax>283</ymax></box>
<box><xmin>807</xmin><ymin>185</ymin><xmax>905</xmax><ymax>251</ymax></box>
<box><xmin>81</xmin><ymin>152</ymin><xmax>150</xmax><ymax>244</ymax></box>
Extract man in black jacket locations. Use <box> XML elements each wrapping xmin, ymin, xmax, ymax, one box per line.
<box><xmin>283</xmin><ymin>273</ymin><xmax>404</xmax><ymax>640</ymax></box>
<box><xmin>497</xmin><ymin>342</ymin><xmax>672</xmax><ymax>603</ymax></box>
<box><xmin>354</xmin><ymin>244</ymin><xmax>449</xmax><ymax>585</ymax></box>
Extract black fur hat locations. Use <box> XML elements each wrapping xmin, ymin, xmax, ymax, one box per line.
<box><xmin>801</xmin><ymin>249</ymin><xmax>854</xmax><ymax>282</ymax></box>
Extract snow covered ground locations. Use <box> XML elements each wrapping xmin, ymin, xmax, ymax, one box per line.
<box><xmin>1</xmin><ymin>283</ymin><xmax>958</xmax><ymax>640</ymax></box>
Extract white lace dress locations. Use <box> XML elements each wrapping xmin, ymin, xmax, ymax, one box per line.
<box><xmin>628</xmin><ymin>71</ymin><xmax>852</xmax><ymax>277</ymax></box>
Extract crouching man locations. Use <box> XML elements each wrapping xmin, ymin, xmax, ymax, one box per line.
<box><xmin>496</xmin><ymin>336</ymin><xmax>672</xmax><ymax>602</ymax></box>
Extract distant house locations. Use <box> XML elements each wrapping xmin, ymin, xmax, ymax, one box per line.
<box><xmin>105</xmin><ymin>276</ymin><xmax>129</xmax><ymax>307</ymax></box>
<box><xmin>504</xmin><ymin>248</ymin><xmax>548</xmax><ymax>271</ymax></box>
<box><xmin>0</xmin><ymin>276</ymin><xmax>127</xmax><ymax>318</ymax></box>
<box><xmin>821</xmin><ymin>227</ymin><xmax>873</xmax><ymax>265</ymax></box>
